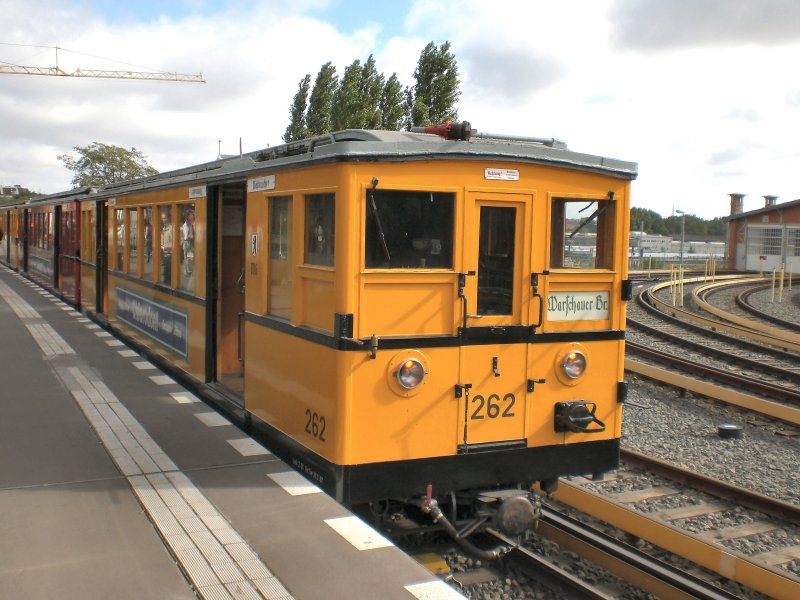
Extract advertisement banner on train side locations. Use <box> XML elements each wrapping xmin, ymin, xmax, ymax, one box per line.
<box><xmin>116</xmin><ymin>287</ymin><xmax>188</xmax><ymax>357</ymax></box>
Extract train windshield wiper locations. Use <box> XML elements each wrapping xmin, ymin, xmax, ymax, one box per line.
<box><xmin>569</xmin><ymin>201</ymin><xmax>608</xmax><ymax>239</ymax></box>
<box><xmin>368</xmin><ymin>181</ymin><xmax>391</xmax><ymax>262</ymax></box>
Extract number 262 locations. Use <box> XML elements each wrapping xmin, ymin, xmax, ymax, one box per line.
<box><xmin>470</xmin><ymin>393</ymin><xmax>515</xmax><ymax>420</ymax></box>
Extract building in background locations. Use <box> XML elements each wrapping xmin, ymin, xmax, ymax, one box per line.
<box><xmin>1</xmin><ymin>185</ymin><xmax>31</xmax><ymax>197</ymax></box>
<box><xmin>726</xmin><ymin>194</ymin><xmax>800</xmax><ymax>272</ymax></box>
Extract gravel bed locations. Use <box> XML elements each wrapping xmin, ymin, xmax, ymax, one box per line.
<box><xmin>439</xmin><ymin>540</ymin><xmax>654</xmax><ymax>600</ymax></box>
<box><xmin>623</xmin><ymin>373</ymin><xmax>800</xmax><ymax>506</ymax></box>
<box><xmin>746</xmin><ymin>287</ymin><xmax>800</xmax><ymax>321</ymax></box>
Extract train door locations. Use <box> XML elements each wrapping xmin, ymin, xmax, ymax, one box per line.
<box><xmin>96</xmin><ymin>200</ymin><xmax>108</xmax><ymax>314</ymax></box>
<box><xmin>20</xmin><ymin>208</ymin><xmax>29</xmax><ymax>273</ymax></box>
<box><xmin>1</xmin><ymin>210</ymin><xmax>8</xmax><ymax>264</ymax></box>
<box><xmin>458</xmin><ymin>192</ymin><xmax>532</xmax><ymax>451</ymax></box>
<box><xmin>59</xmin><ymin>201</ymin><xmax>81</xmax><ymax>305</ymax></box>
<box><xmin>213</xmin><ymin>184</ymin><xmax>247</xmax><ymax>398</ymax></box>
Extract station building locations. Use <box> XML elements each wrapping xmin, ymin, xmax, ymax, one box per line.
<box><xmin>726</xmin><ymin>194</ymin><xmax>800</xmax><ymax>273</ymax></box>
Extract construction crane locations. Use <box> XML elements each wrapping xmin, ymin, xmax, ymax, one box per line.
<box><xmin>0</xmin><ymin>45</ymin><xmax>205</xmax><ymax>83</ymax></box>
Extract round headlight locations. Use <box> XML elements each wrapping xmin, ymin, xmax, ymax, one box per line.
<box><xmin>561</xmin><ymin>350</ymin><xmax>587</xmax><ymax>379</ymax></box>
<box><xmin>397</xmin><ymin>358</ymin><xmax>426</xmax><ymax>389</ymax></box>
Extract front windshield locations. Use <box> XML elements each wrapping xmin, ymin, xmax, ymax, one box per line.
<box><xmin>365</xmin><ymin>189</ymin><xmax>454</xmax><ymax>269</ymax></box>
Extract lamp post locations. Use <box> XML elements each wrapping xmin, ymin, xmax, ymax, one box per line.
<box><xmin>676</xmin><ymin>210</ymin><xmax>685</xmax><ymax>265</ymax></box>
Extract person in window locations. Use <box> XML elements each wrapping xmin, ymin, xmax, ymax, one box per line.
<box><xmin>181</xmin><ymin>209</ymin><xmax>195</xmax><ymax>274</ymax></box>
<box><xmin>160</xmin><ymin>209</ymin><xmax>173</xmax><ymax>284</ymax></box>
<box><xmin>117</xmin><ymin>219</ymin><xmax>124</xmax><ymax>269</ymax></box>
<box><xmin>144</xmin><ymin>216</ymin><xmax>152</xmax><ymax>263</ymax></box>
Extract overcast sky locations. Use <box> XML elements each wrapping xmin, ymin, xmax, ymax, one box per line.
<box><xmin>2</xmin><ymin>0</ymin><xmax>799</xmax><ymax>219</ymax></box>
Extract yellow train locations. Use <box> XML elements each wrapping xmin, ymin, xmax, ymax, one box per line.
<box><xmin>2</xmin><ymin>122</ymin><xmax>636</xmax><ymax>545</ymax></box>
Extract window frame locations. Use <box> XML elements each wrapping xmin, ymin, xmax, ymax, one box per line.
<box><xmin>548</xmin><ymin>195</ymin><xmax>617</xmax><ymax>271</ymax></box>
<box><xmin>363</xmin><ymin>186</ymin><xmax>457</xmax><ymax>272</ymax></box>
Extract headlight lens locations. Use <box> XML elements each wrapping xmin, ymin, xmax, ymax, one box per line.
<box><xmin>561</xmin><ymin>351</ymin><xmax>587</xmax><ymax>379</ymax></box>
<box><xmin>397</xmin><ymin>358</ymin><xmax>426</xmax><ymax>389</ymax></box>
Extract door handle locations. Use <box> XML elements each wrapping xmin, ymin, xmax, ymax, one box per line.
<box><xmin>530</xmin><ymin>273</ymin><xmax>544</xmax><ymax>331</ymax></box>
<box><xmin>236</xmin><ymin>270</ymin><xmax>245</xmax><ymax>294</ymax></box>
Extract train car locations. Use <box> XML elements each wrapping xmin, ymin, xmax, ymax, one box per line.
<box><xmin>4</xmin><ymin>122</ymin><xmax>636</xmax><ymax>545</ymax></box>
<box><xmin>3</xmin><ymin>188</ymin><xmax>91</xmax><ymax>306</ymax></box>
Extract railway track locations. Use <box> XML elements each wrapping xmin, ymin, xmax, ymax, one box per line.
<box><xmin>644</xmin><ymin>276</ymin><xmax>800</xmax><ymax>354</ymax></box>
<box><xmin>491</xmin><ymin>518</ymin><xmax>745</xmax><ymax>600</ymax></box>
<box><xmin>626</xmin><ymin>277</ymin><xmax>800</xmax><ymax>425</ymax></box>
<box><xmin>737</xmin><ymin>284</ymin><xmax>800</xmax><ymax>334</ymax></box>
<box><xmin>553</xmin><ymin>456</ymin><xmax>800</xmax><ymax>600</ymax></box>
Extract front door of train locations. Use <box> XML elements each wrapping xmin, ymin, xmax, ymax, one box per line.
<box><xmin>458</xmin><ymin>192</ymin><xmax>532</xmax><ymax>451</ymax></box>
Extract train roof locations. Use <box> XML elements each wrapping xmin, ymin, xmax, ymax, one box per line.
<box><xmin>24</xmin><ymin>126</ymin><xmax>638</xmax><ymax>204</ymax></box>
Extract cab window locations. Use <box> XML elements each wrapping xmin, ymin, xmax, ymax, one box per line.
<box><xmin>550</xmin><ymin>198</ymin><xmax>615</xmax><ymax>269</ymax></box>
<box><xmin>365</xmin><ymin>190</ymin><xmax>454</xmax><ymax>269</ymax></box>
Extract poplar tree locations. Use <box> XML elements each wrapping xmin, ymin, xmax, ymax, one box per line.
<box><xmin>408</xmin><ymin>41</ymin><xmax>461</xmax><ymax>127</ymax></box>
<box><xmin>331</xmin><ymin>59</ymin><xmax>364</xmax><ymax>130</ymax></box>
<box><xmin>359</xmin><ymin>55</ymin><xmax>384</xmax><ymax>129</ymax></box>
<box><xmin>281</xmin><ymin>42</ymin><xmax>461</xmax><ymax>136</ymax></box>
<box><xmin>306</xmin><ymin>62</ymin><xmax>338</xmax><ymax>136</ymax></box>
<box><xmin>379</xmin><ymin>73</ymin><xmax>405</xmax><ymax>131</ymax></box>
<box><xmin>283</xmin><ymin>74</ymin><xmax>311</xmax><ymax>142</ymax></box>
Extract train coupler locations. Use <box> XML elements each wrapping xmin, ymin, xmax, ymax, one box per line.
<box><xmin>477</xmin><ymin>489</ymin><xmax>541</xmax><ymax>538</ymax></box>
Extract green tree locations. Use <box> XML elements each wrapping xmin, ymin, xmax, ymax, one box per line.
<box><xmin>707</xmin><ymin>217</ymin><xmax>727</xmax><ymax>236</ymax></box>
<box><xmin>331</xmin><ymin>59</ymin><xmax>364</xmax><ymax>130</ymax></box>
<box><xmin>58</xmin><ymin>143</ymin><xmax>158</xmax><ymax>187</ymax></box>
<box><xmin>630</xmin><ymin>207</ymin><xmax>669</xmax><ymax>235</ymax></box>
<box><xmin>359</xmin><ymin>55</ymin><xmax>384</xmax><ymax>129</ymax></box>
<box><xmin>306</xmin><ymin>62</ymin><xmax>338</xmax><ymax>136</ymax></box>
<box><xmin>282</xmin><ymin>42</ymin><xmax>462</xmax><ymax>136</ymax></box>
<box><xmin>330</xmin><ymin>56</ymin><xmax>384</xmax><ymax>130</ymax></box>
<box><xmin>283</xmin><ymin>74</ymin><xmax>311</xmax><ymax>142</ymax></box>
<box><xmin>379</xmin><ymin>73</ymin><xmax>405</xmax><ymax>130</ymax></box>
<box><xmin>408</xmin><ymin>41</ymin><xmax>461</xmax><ymax>127</ymax></box>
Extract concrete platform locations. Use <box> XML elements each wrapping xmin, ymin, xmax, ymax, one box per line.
<box><xmin>0</xmin><ymin>266</ymin><xmax>464</xmax><ymax>600</ymax></box>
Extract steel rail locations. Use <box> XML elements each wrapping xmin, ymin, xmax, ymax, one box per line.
<box><xmin>550</xmin><ymin>481</ymin><xmax>800</xmax><ymax>600</ymax></box>
<box><xmin>486</xmin><ymin>529</ymin><xmax>616</xmax><ymax>600</ymax></box>
<box><xmin>633</xmin><ymin>286</ymin><xmax>800</xmax><ymax>368</ymax></box>
<box><xmin>621</xmin><ymin>449</ymin><xmax>800</xmax><ymax>526</ymax></box>
<box><xmin>646</xmin><ymin>278</ymin><xmax>800</xmax><ymax>353</ymax></box>
<box><xmin>694</xmin><ymin>281</ymin><xmax>800</xmax><ymax>344</ymax></box>
<box><xmin>737</xmin><ymin>285</ymin><xmax>800</xmax><ymax>333</ymax></box>
<box><xmin>626</xmin><ymin>341</ymin><xmax>800</xmax><ymax>405</ymax></box>
<box><xmin>528</xmin><ymin>510</ymin><xmax>742</xmax><ymax>600</ymax></box>
<box><xmin>627</xmin><ymin>318</ymin><xmax>800</xmax><ymax>385</ymax></box>
<box><xmin>624</xmin><ymin>356</ymin><xmax>800</xmax><ymax>426</ymax></box>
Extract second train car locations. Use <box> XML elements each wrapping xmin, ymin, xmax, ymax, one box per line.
<box><xmin>2</xmin><ymin>122</ymin><xmax>636</xmax><ymax>544</ymax></box>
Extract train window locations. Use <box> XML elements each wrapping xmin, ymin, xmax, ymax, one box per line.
<box><xmin>143</xmin><ymin>206</ymin><xmax>153</xmax><ymax>280</ymax></box>
<box><xmin>305</xmin><ymin>193</ymin><xmax>335</xmax><ymax>267</ymax></box>
<box><xmin>159</xmin><ymin>206</ymin><xmax>174</xmax><ymax>286</ymax></box>
<box><xmin>115</xmin><ymin>209</ymin><xmax>125</xmax><ymax>271</ymax></box>
<box><xmin>128</xmin><ymin>208</ymin><xmax>139</xmax><ymax>276</ymax></box>
<box><xmin>477</xmin><ymin>206</ymin><xmax>516</xmax><ymax>315</ymax></box>
<box><xmin>550</xmin><ymin>198</ymin><xmax>615</xmax><ymax>269</ymax></box>
<box><xmin>179</xmin><ymin>203</ymin><xmax>195</xmax><ymax>292</ymax></box>
<box><xmin>82</xmin><ymin>208</ymin><xmax>95</xmax><ymax>264</ymax></box>
<box><xmin>47</xmin><ymin>212</ymin><xmax>54</xmax><ymax>249</ymax></box>
<box><xmin>365</xmin><ymin>190</ymin><xmax>454</xmax><ymax>269</ymax></box>
<box><xmin>61</xmin><ymin>210</ymin><xmax>76</xmax><ymax>257</ymax></box>
<box><xmin>269</xmin><ymin>196</ymin><xmax>292</xmax><ymax>319</ymax></box>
